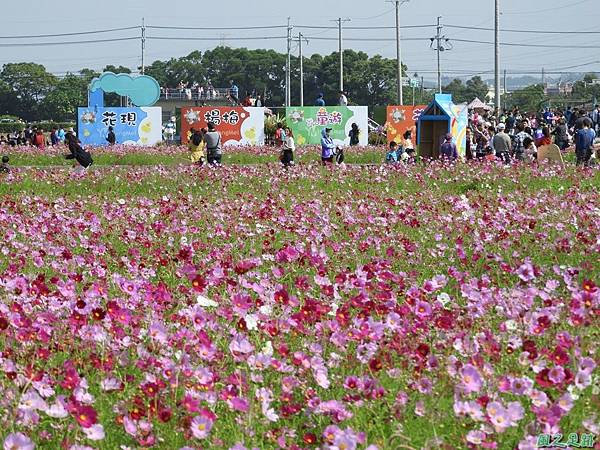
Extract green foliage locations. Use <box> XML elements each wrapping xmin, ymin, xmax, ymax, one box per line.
<box><xmin>41</xmin><ymin>74</ymin><xmax>88</xmax><ymax>121</ymax></box>
<box><xmin>145</xmin><ymin>47</ymin><xmax>408</xmax><ymax>107</ymax></box>
<box><xmin>0</xmin><ymin>63</ymin><xmax>57</xmax><ymax>121</ymax></box>
<box><xmin>264</xmin><ymin>113</ymin><xmax>286</xmax><ymax>138</ymax></box>
<box><xmin>442</xmin><ymin>76</ymin><xmax>489</xmax><ymax>104</ymax></box>
<box><xmin>504</xmin><ymin>84</ymin><xmax>546</xmax><ymax>112</ymax></box>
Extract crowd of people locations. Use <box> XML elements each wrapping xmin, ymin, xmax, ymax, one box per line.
<box><xmin>161</xmin><ymin>80</ymin><xmax>267</xmax><ymax>108</ymax></box>
<box><xmin>463</xmin><ymin>105</ymin><xmax>598</xmax><ymax>166</ymax></box>
<box><xmin>0</xmin><ymin>126</ymin><xmax>73</xmax><ymax>149</ymax></box>
<box><xmin>3</xmin><ymin>103</ymin><xmax>600</xmax><ymax>174</ymax></box>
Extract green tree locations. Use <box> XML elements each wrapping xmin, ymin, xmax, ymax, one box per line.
<box><xmin>464</xmin><ymin>76</ymin><xmax>489</xmax><ymax>102</ymax></box>
<box><xmin>504</xmin><ymin>84</ymin><xmax>545</xmax><ymax>112</ymax></box>
<box><xmin>42</xmin><ymin>74</ymin><xmax>88</xmax><ymax>121</ymax></box>
<box><xmin>103</xmin><ymin>65</ymin><xmax>132</xmax><ymax>74</ymax></box>
<box><xmin>0</xmin><ymin>63</ymin><xmax>57</xmax><ymax>121</ymax></box>
<box><xmin>442</xmin><ymin>76</ymin><xmax>489</xmax><ymax>104</ymax></box>
<box><xmin>442</xmin><ymin>79</ymin><xmax>466</xmax><ymax>103</ymax></box>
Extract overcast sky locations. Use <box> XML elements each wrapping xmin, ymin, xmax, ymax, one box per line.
<box><xmin>1</xmin><ymin>0</ymin><xmax>597</xmax><ymax>83</ymax></box>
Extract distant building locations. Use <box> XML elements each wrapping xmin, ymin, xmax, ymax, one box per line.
<box><xmin>544</xmin><ymin>82</ymin><xmax>573</xmax><ymax>96</ymax></box>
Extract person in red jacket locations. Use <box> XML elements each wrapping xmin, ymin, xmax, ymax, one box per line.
<box><xmin>33</xmin><ymin>129</ymin><xmax>46</xmax><ymax>149</ymax></box>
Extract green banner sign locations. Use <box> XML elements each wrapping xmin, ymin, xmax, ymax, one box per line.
<box><xmin>286</xmin><ymin>106</ymin><xmax>360</xmax><ymax>146</ymax></box>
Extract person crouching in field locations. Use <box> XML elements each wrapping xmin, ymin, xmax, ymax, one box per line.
<box><xmin>386</xmin><ymin>141</ymin><xmax>399</xmax><ymax>163</ymax></box>
<box><xmin>0</xmin><ymin>155</ymin><xmax>10</xmax><ymax>173</ymax></box>
<box><xmin>64</xmin><ymin>132</ymin><xmax>93</xmax><ymax>172</ymax></box>
<box><xmin>188</xmin><ymin>127</ymin><xmax>206</xmax><ymax>166</ymax></box>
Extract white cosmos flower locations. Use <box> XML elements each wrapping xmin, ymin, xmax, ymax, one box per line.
<box><xmin>196</xmin><ymin>295</ymin><xmax>218</xmax><ymax>308</ymax></box>
<box><xmin>245</xmin><ymin>314</ymin><xmax>259</xmax><ymax>331</ymax></box>
<box><xmin>437</xmin><ymin>292</ymin><xmax>451</xmax><ymax>307</ymax></box>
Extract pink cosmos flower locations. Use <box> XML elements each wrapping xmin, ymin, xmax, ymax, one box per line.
<box><xmin>190</xmin><ymin>415</ymin><xmax>213</xmax><ymax>439</ymax></box>
<box><xmin>466</xmin><ymin>430</ymin><xmax>486</xmax><ymax>444</ymax></box>
<box><xmin>517</xmin><ymin>262</ymin><xmax>535</xmax><ymax>282</ymax></box>
<box><xmin>3</xmin><ymin>433</ymin><xmax>35</xmax><ymax>450</ymax></box>
<box><xmin>487</xmin><ymin>401</ymin><xmax>509</xmax><ymax>432</ymax></box>
<box><xmin>460</xmin><ymin>364</ymin><xmax>483</xmax><ymax>393</ymax></box>
<box><xmin>414</xmin><ymin>301</ymin><xmax>432</xmax><ymax>318</ymax></box>
<box><xmin>548</xmin><ymin>366</ymin><xmax>565</xmax><ymax>384</ymax></box>
<box><xmin>82</xmin><ymin>424</ymin><xmax>105</xmax><ymax>441</ymax></box>
<box><xmin>229</xmin><ymin>334</ymin><xmax>254</xmax><ymax>359</ymax></box>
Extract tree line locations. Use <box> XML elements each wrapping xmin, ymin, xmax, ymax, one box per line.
<box><xmin>6</xmin><ymin>45</ymin><xmax>595</xmax><ymax>123</ymax></box>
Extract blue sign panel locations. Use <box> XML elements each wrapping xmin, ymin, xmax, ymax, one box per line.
<box><xmin>77</xmin><ymin>107</ymin><xmax>162</xmax><ymax>146</ymax></box>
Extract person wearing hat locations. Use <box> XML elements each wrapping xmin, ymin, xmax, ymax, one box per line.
<box><xmin>321</xmin><ymin>127</ymin><xmax>335</xmax><ymax>164</ymax></box>
<box><xmin>492</xmin><ymin>123</ymin><xmax>511</xmax><ymax>164</ymax></box>
<box><xmin>315</xmin><ymin>93</ymin><xmax>325</xmax><ymax>107</ymax></box>
<box><xmin>439</xmin><ymin>133</ymin><xmax>458</xmax><ymax>161</ymax></box>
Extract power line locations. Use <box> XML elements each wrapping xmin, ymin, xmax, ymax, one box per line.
<box><xmin>146</xmin><ymin>25</ymin><xmax>287</xmax><ymax>31</ymax></box>
<box><xmin>295</xmin><ymin>24</ymin><xmax>433</xmax><ymax>30</ymax></box>
<box><xmin>0</xmin><ymin>27</ymin><xmax>140</xmax><ymax>40</ymax></box>
<box><xmin>146</xmin><ymin>36</ymin><xmax>287</xmax><ymax>41</ymax></box>
<box><xmin>0</xmin><ymin>37</ymin><xmax>139</xmax><ymax>47</ymax></box>
<box><xmin>452</xmin><ymin>38</ymin><xmax>600</xmax><ymax>49</ymax></box>
<box><xmin>303</xmin><ymin>36</ymin><xmax>428</xmax><ymax>42</ymax></box>
<box><xmin>501</xmin><ymin>0</ymin><xmax>592</xmax><ymax>15</ymax></box>
<box><xmin>445</xmin><ymin>24</ymin><xmax>600</xmax><ymax>35</ymax></box>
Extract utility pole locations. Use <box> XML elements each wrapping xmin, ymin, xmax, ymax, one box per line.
<box><xmin>390</xmin><ymin>0</ymin><xmax>409</xmax><ymax>105</ymax></box>
<box><xmin>541</xmin><ymin>67</ymin><xmax>545</xmax><ymax>86</ymax></box>
<box><xmin>293</xmin><ymin>33</ymin><xmax>309</xmax><ymax>106</ymax></box>
<box><xmin>286</xmin><ymin>17</ymin><xmax>292</xmax><ymax>107</ymax></box>
<box><xmin>430</xmin><ymin>16</ymin><xmax>452</xmax><ymax>94</ymax></box>
<box><xmin>494</xmin><ymin>0</ymin><xmax>500</xmax><ymax>113</ymax></box>
<box><xmin>503</xmin><ymin>69</ymin><xmax>507</xmax><ymax>110</ymax></box>
<box><xmin>436</xmin><ymin>17</ymin><xmax>442</xmax><ymax>93</ymax></box>
<box><xmin>141</xmin><ymin>18</ymin><xmax>146</xmax><ymax>75</ymax></box>
<box><xmin>333</xmin><ymin>18</ymin><xmax>351</xmax><ymax>93</ymax></box>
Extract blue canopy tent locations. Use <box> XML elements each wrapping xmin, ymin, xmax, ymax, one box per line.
<box><xmin>417</xmin><ymin>94</ymin><xmax>468</xmax><ymax>159</ymax></box>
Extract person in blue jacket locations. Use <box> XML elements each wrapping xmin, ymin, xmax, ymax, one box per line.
<box><xmin>315</xmin><ymin>93</ymin><xmax>325</xmax><ymax>107</ymax></box>
<box><xmin>321</xmin><ymin>128</ymin><xmax>335</xmax><ymax>164</ymax></box>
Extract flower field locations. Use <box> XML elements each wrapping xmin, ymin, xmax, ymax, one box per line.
<box><xmin>0</xmin><ymin>158</ymin><xmax>599</xmax><ymax>449</ymax></box>
<box><xmin>3</xmin><ymin>144</ymin><xmax>384</xmax><ymax>167</ymax></box>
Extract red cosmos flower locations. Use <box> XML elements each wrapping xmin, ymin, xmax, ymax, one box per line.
<box><xmin>369</xmin><ymin>358</ymin><xmax>383</xmax><ymax>372</ymax></box>
<box><xmin>582</xmin><ymin>279</ymin><xmax>597</xmax><ymax>293</ymax></box>
<box><xmin>303</xmin><ymin>432</ymin><xmax>317</xmax><ymax>445</ymax></box>
<box><xmin>0</xmin><ymin>315</ymin><xmax>8</xmax><ymax>330</ymax></box>
<box><xmin>274</xmin><ymin>289</ymin><xmax>290</xmax><ymax>305</ymax></box>
<box><xmin>236</xmin><ymin>317</ymin><xmax>247</xmax><ymax>332</ymax></box>
<box><xmin>522</xmin><ymin>340</ymin><xmax>538</xmax><ymax>359</ymax></box>
<box><xmin>130</xmin><ymin>404</ymin><xmax>146</xmax><ymax>420</ymax></box>
<box><xmin>60</xmin><ymin>367</ymin><xmax>80</xmax><ymax>390</ymax></box>
<box><xmin>158</xmin><ymin>408</ymin><xmax>172</xmax><ymax>423</ymax></box>
<box><xmin>191</xmin><ymin>275</ymin><xmax>207</xmax><ymax>292</ymax></box>
<box><xmin>141</xmin><ymin>382</ymin><xmax>159</xmax><ymax>397</ymax></box>
<box><xmin>415</xmin><ymin>343</ymin><xmax>430</xmax><ymax>360</ymax></box>
<box><xmin>551</xmin><ymin>348</ymin><xmax>570</xmax><ymax>366</ymax></box>
<box><xmin>91</xmin><ymin>308</ymin><xmax>106</xmax><ymax>321</ymax></box>
<box><xmin>74</xmin><ymin>405</ymin><xmax>98</xmax><ymax>428</ymax></box>
<box><xmin>535</xmin><ymin>368</ymin><xmax>553</xmax><ymax>388</ymax></box>
<box><xmin>435</xmin><ymin>310</ymin><xmax>455</xmax><ymax>330</ymax></box>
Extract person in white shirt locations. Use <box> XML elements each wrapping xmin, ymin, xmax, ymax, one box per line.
<box><xmin>338</xmin><ymin>91</ymin><xmax>348</xmax><ymax>106</ymax></box>
<box><xmin>281</xmin><ymin>127</ymin><xmax>295</xmax><ymax>168</ymax></box>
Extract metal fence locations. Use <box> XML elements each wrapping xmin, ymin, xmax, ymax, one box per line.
<box><xmin>160</xmin><ymin>87</ymin><xmax>232</xmax><ymax>101</ymax></box>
